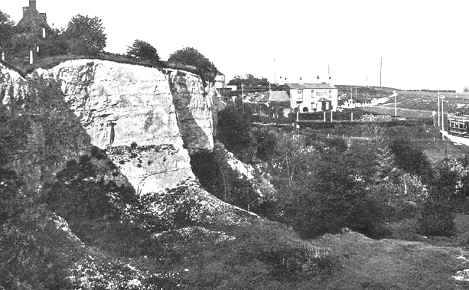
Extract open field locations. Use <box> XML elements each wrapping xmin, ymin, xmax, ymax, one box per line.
<box><xmin>379</xmin><ymin>91</ymin><xmax>469</xmax><ymax>113</ymax></box>
<box><xmin>363</xmin><ymin>105</ymin><xmax>434</xmax><ymax>119</ymax></box>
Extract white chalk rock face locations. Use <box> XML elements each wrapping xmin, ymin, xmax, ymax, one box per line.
<box><xmin>36</xmin><ymin>60</ymin><xmax>215</xmax><ymax>194</ymax></box>
<box><xmin>168</xmin><ymin>70</ymin><xmax>216</xmax><ymax>154</ymax></box>
<box><xmin>37</xmin><ymin>60</ymin><xmax>182</xmax><ymax>148</ymax></box>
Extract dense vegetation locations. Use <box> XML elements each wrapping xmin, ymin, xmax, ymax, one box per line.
<box><xmin>168</xmin><ymin>47</ymin><xmax>218</xmax><ymax>82</ymax></box>
<box><xmin>215</xmin><ymin>105</ymin><xmax>469</xmax><ymax>239</ymax></box>
<box><xmin>0</xmin><ymin>11</ymin><xmax>107</xmax><ymax>63</ymax></box>
<box><xmin>126</xmin><ymin>39</ymin><xmax>160</xmax><ymax>64</ymax></box>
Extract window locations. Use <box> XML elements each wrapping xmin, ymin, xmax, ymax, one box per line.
<box><xmin>296</xmin><ymin>89</ymin><xmax>303</xmax><ymax>101</ymax></box>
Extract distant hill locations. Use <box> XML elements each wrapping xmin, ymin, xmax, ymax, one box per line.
<box><xmin>336</xmin><ymin>85</ymin><xmax>395</xmax><ymax>104</ymax></box>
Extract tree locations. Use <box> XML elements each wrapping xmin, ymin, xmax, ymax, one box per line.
<box><xmin>0</xmin><ymin>10</ymin><xmax>14</xmax><ymax>50</ymax></box>
<box><xmin>416</xmin><ymin>161</ymin><xmax>456</xmax><ymax>236</ymax></box>
<box><xmin>127</xmin><ymin>40</ymin><xmax>159</xmax><ymax>63</ymax></box>
<box><xmin>63</xmin><ymin>15</ymin><xmax>106</xmax><ymax>55</ymax></box>
<box><xmin>390</xmin><ymin>138</ymin><xmax>432</xmax><ymax>183</ymax></box>
<box><xmin>217</xmin><ymin>106</ymin><xmax>255</xmax><ymax>161</ymax></box>
<box><xmin>228</xmin><ymin>74</ymin><xmax>270</xmax><ymax>91</ymax></box>
<box><xmin>168</xmin><ymin>47</ymin><xmax>218</xmax><ymax>82</ymax></box>
<box><xmin>289</xmin><ymin>149</ymin><xmax>386</xmax><ymax>238</ymax></box>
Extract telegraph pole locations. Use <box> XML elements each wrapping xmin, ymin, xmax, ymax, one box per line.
<box><xmin>441</xmin><ymin>96</ymin><xmax>445</xmax><ymax>132</ymax></box>
<box><xmin>379</xmin><ymin>56</ymin><xmax>383</xmax><ymax>88</ymax></box>
<box><xmin>241</xmin><ymin>83</ymin><xmax>244</xmax><ymax>113</ymax></box>
<box><xmin>437</xmin><ymin>90</ymin><xmax>441</xmax><ymax>127</ymax></box>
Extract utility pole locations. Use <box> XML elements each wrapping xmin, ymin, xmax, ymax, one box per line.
<box><xmin>241</xmin><ymin>83</ymin><xmax>245</xmax><ymax>113</ymax></box>
<box><xmin>394</xmin><ymin>92</ymin><xmax>397</xmax><ymax>118</ymax></box>
<box><xmin>441</xmin><ymin>97</ymin><xmax>445</xmax><ymax>133</ymax></box>
<box><xmin>379</xmin><ymin>56</ymin><xmax>383</xmax><ymax>88</ymax></box>
<box><xmin>437</xmin><ymin>90</ymin><xmax>441</xmax><ymax>127</ymax></box>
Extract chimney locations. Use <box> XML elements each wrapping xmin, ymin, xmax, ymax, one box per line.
<box><xmin>29</xmin><ymin>0</ymin><xmax>37</xmax><ymax>9</ymax></box>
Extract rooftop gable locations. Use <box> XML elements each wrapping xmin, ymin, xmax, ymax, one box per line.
<box><xmin>286</xmin><ymin>83</ymin><xmax>337</xmax><ymax>90</ymax></box>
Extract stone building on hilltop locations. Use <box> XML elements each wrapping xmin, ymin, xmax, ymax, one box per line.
<box><xmin>16</xmin><ymin>0</ymin><xmax>50</xmax><ymax>36</ymax></box>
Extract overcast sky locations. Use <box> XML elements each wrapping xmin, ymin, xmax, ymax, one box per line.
<box><xmin>3</xmin><ymin>0</ymin><xmax>469</xmax><ymax>90</ymax></box>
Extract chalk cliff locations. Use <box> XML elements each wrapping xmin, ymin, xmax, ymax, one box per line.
<box><xmin>0</xmin><ymin>60</ymin><xmax>331</xmax><ymax>289</ymax></box>
<box><xmin>35</xmin><ymin>60</ymin><xmax>213</xmax><ymax>195</ymax></box>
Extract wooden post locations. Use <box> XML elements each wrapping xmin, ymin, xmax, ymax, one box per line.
<box><xmin>441</xmin><ymin>99</ymin><xmax>445</xmax><ymax>133</ymax></box>
<box><xmin>351</xmin><ymin>111</ymin><xmax>354</xmax><ymax>121</ymax></box>
<box><xmin>331</xmin><ymin>110</ymin><xmax>333</xmax><ymax>122</ymax></box>
<box><xmin>323</xmin><ymin>111</ymin><xmax>326</xmax><ymax>123</ymax></box>
<box><xmin>1</xmin><ymin>51</ymin><xmax>4</xmax><ymax>62</ymax></box>
<box><xmin>437</xmin><ymin>92</ymin><xmax>441</xmax><ymax>127</ymax></box>
<box><xmin>29</xmin><ymin>49</ymin><xmax>34</xmax><ymax>65</ymax></box>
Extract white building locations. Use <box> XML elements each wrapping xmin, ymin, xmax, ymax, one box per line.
<box><xmin>214</xmin><ymin>72</ymin><xmax>226</xmax><ymax>88</ymax></box>
<box><xmin>286</xmin><ymin>83</ymin><xmax>339</xmax><ymax>112</ymax></box>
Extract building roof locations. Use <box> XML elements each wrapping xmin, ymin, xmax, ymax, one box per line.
<box><xmin>243</xmin><ymin>92</ymin><xmax>269</xmax><ymax>103</ymax></box>
<box><xmin>286</xmin><ymin>83</ymin><xmax>337</xmax><ymax>90</ymax></box>
<box><xmin>269</xmin><ymin>90</ymin><xmax>290</xmax><ymax>103</ymax></box>
<box><xmin>17</xmin><ymin>1</ymin><xmax>50</xmax><ymax>33</ymax></box>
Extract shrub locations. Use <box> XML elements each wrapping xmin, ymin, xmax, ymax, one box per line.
<box><xmin>390</xmin><ymin>138</ymin><xmax>433</xmax><ymax>182</ymax></box>
<box><xmin>0</xmin><ymin>168</ymin><xmax>26</xmax><ymax>223</ymax></box>
<box><xmin>168</xmin><ymin>47</ymin><xmax>218</xmax><ymax>82</ymax></box>
<box><xmin>417</xmin><ymin>200</ymin><xmax>455</xmax><ymax>236</ymax></box>
<box><xmin>38</xmin><ymin>154</ymin><xmax>160</xmax><ymax>257</ymax></box>
<box><xmin>289</xmin><ymin>150</ymin><xmax>387</xmax><ymax>239</ymax></box>
<box><xmin>253</xmin><ymin>128</ymin><xmax>277</xmax><ymax>161</ymax></box>
<box><xmin>63</xmin><ymin>15</ymin><xmax>106</xmax><ymax>56</ymax></box>
<box><xmin>217</xmin><ymin>106</ymin><xmax>255</xmax><ymax>161</ymax></box>
<box><xmin>127</xmin><ymin>40</ymin><xmax>159</xmax><ymax>63</ymax></box>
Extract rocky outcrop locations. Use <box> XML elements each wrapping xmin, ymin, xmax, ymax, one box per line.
<box><xmin>168</xmin><ymin>69</ymin><xmax>217</xmax><ymax>154</ymax></box>
<box><xmin>0</xmin><ymin>60</ymin><xmax>336</xmax><ymax>289</ymax></box>
<box><xmin>213</xmin><ymin>141</ymin><xmax>277</xmax><ymax>206</ymax></box>
<box><xmin>34</xmin><ymin>59</ymin><xmax>217</xmax><ymax>195</ymax></box>
<box><xmin>0</xmin><ymin>63</ymin><xmax>90</xmax><ymax>192</ymax></box>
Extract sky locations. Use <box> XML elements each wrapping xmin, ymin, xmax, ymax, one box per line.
<box><xmin>2</xmin><ymin>0</ymin><xmax>469</xmax><ymax>90</ymax></box>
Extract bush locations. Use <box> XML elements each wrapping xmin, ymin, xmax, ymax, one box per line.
<box><xmin>63</xmin><ymin>15</ymin><xmax>106</xmax><ymax>56</ymax></box>
<box><xmin>253</xmin><ymin>128</ymin><xmax>277</xmax><ymax>161</ymax></box>
<box><xmin>417</xmin><ymin>200</ymin><xmax>455</xmax><ymax>236</ymax></box>
<box><xmin>168</xmin><ymin>47</ymin><xmax>218</xmax><ymax>82</ymax></box>
<box><xmin>0</xmin><ymin>168</ymin><xmax>26</xmax><ymax>223</ymax></box>
<box><xmin>190</xmin><ymin>151</ymin><xmax>263</xmax><ymax>212</ymax></box>
<box><xmin>38</xmin><ymin>154</ymin><xmax>160</xmax><ymax>257</ymax></box>
<box><xmin>289</xmin><ymin>150</ymin><xmax>387</xmax><ymax>239</ymax></box>
<box><xmin>217</xmin><ymin>106</ymin><xmax>256</xmax><ymax>162</ymax></box>
<box><xmin>390</xmin><ymin>138</ymin><xmax>432</xmax><ymax>182</ymax></box>
<box><xmin>127</xmin><ymin>39</ymin><xmax>159</xmax><ymax>64</ymax></box>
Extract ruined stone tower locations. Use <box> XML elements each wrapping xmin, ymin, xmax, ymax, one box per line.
<box><xmin>16</xmin><ymin>0</ymin><xmax>49</xmax><ymax>34</ymax></box>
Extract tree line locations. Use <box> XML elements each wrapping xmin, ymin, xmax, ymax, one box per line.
<box><xmin>214</xmin><ymin>106</ymin><xmax>462</xmax><ymax>239</ymax></box>
<box><xmin>0</xmin><ymin>10</ymin><xmax>218</xmax><ymax>82</ymax></box>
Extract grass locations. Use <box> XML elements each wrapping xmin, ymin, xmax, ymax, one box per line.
<box><xmin>380</xmin><ymin>91</ymin><xmax>469</xmax><ymax>113</ymax></box>
<box><xmin>2</xmin><ymin>52</ymin><xmax>202</xmax><ymax>77</ymax></box>
<box><xmin>314</xmin><ymin>231</ymin><xmax>463</xmax><ymax>289</ymax></box>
